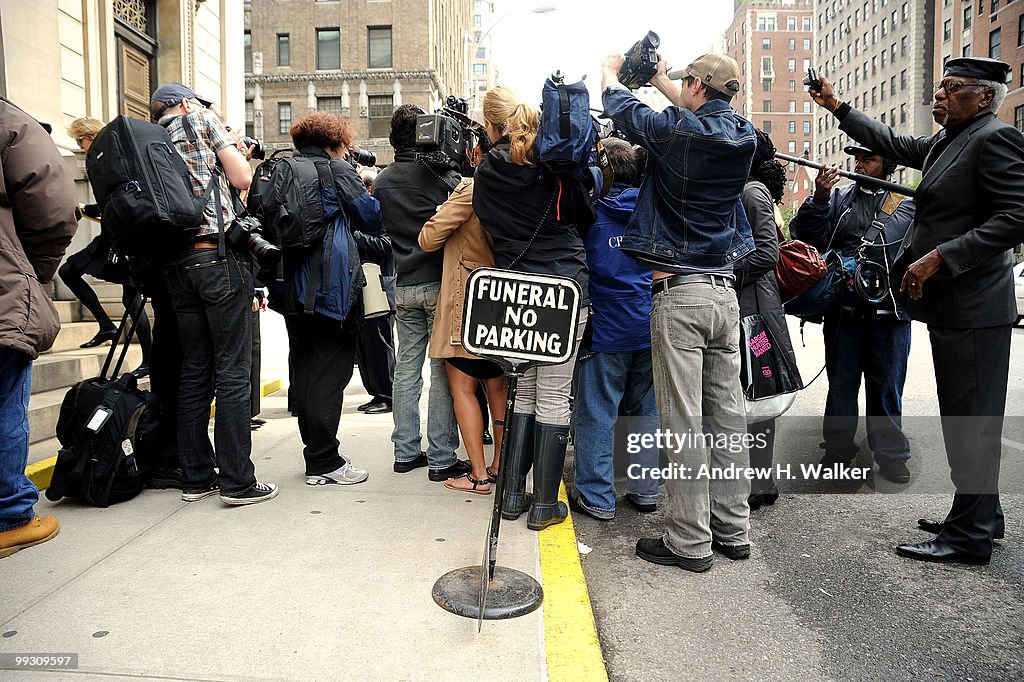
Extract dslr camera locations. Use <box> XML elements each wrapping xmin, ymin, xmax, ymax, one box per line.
<box><xmin>415</xmin><ymin>96</ymin><xmax>486</xmax><ymax>174</ymax></box>
<box><xmin>349</xmin><ymin>146</ymin><xmax>377</xmax><ymax>167</ymax></box>
<box><xmin>226</xmin><ymin>214</ymin><xmax>281</xmax><ymax>269</ymax></box>
<box><xmin>618</xmin><ymin>31</ymin><xmax>661</xmax><ymax>90</ymax></box>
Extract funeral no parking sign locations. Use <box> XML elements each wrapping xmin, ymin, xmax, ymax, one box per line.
<box><xmin>462</xmin><ymin>268</ymin><xmax>582</xmax><ymax>365</ymax></box>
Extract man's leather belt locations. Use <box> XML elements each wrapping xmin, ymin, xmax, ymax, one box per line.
<box><xmin>653</xmin><ymin>273</ymin><xmax>734</xmax><ymax>294</ymax></box>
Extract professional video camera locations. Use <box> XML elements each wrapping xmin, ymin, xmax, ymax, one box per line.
<box><xmin>415</xmin><ymin>96</ymin><xmax>487</xmax><ymax>174</ymax></box>
<box><xmin>618</xmin><ymin>31</ymin><xmax>661</xmax><ymax>90</ymax></box>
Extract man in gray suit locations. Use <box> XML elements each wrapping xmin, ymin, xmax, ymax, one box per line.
<box><xmin>808</xmin><ymin>57</ymin><xmax>1024</xmax><ymax>565</ymax></box>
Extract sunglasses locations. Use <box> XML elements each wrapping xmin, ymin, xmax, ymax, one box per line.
<box><xmin>933</xmin><ymin>79</ymin><xmax>988</xmax><ymax>94</ymax></box>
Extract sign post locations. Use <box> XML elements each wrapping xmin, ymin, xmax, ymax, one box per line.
<box><xmin>432</xmin><ymin>268</ymin><xmax>582</xmax><ymax>629</ymax></box>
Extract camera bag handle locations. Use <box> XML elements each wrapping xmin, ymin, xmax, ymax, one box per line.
<box><xmin>98</xmin><ymin>292</ymin><xmax>149</xmax><ymax>381</ymax></box>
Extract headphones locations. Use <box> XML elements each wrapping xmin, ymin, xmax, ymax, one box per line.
<box><xmin>852</xmin><ymin>253</ymin><xmax>890</xmax><ymax>305</ymax></box>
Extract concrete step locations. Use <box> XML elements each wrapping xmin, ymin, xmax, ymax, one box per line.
<box><xmin>45</xmin><ymin>321</ymin><xmax>133</xmax><ymax>354</ymax></box>
<box><xmin>31</xmin><ymin>345</ymin><xmax>143</xmax><ymax>394</ymax></box>
<box><xmin>78</xmin><ymin>299</ymin><xmax>156</xmax><ymax>324</ymax></box>
<box><xmin>53</xmin><ymin>300</ymin><xmax>83</xmax><ymax>324</ymax></box>
<box><xmin>28</xmin><ymin>436</ymin><xmax>60</xmax><ymax>468</ymax></box>
<box><xmin>28</xmin><ymin>374</ymin><xmax>150</xmax><ymax>445</ymax></box>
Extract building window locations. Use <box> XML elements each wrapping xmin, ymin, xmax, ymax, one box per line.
<box><xmin>900</xmin><ymin>69</ymin><xmax>907</xmax><ymax>90</ymax></box>
<box><xmin>803</xmin><ymin>101</ymin><xmax>811</xmax><ymax>113</ymax></box>
<box><xmin>964</xmin><ymin>6</ymin><xmax>972</xmax><ymax>28</ymax></box>
<box><xmin>763</xmin><ymin>37</ymin><xmax>771</xmax><ymax>49</ymax></box>
<box><xmin>788</xmin><ymin>16</ymin><xmax>796</xmax><ymax>30</ymax></box>
<box><xmin>788</xmin><ymin>141</ymin><xmax>797</xmax><ymax>153</ymax></box>
<box><xmin>368</xmin><ymin>94</ymin><xmax>393</xmax><ymax>138</ymax></box>
<box><xmin>803</xmin><ymin>17</ymin><xmax>811</xmax><ymax>31</ymax></box>
<box><xmin>989</xmin><ymin>28</ymin><xmax>1001</xmax><ymax>59</ymax></box>
<box><xmin>992</xmin><ymin>0</ymin><xmax>999</xmax><ymax>10</ymax></box>
<box><xmin>762</xmin><ymin>56</ymin><xmax>773</xmax><ymax>72</ymax></box>
<box><xmin>764</xmin><ymin>120</ymin><xmax>772</xmax><ymax>133</ymax></box>
<box><xmin>788</xmin><ymin>100</ymin><xmax>796</xmax><ymax>113</ymax></box>
<box><xmin>943</xmin><ymin>19</ymin><xmax>951</xmax><ymax>41</ymax></box>
<box><xmin>473</xmin><ymin>63</ymin><xmax>486</xmax><ymax>75</ymax></box>
<box><xmin>277</xmin><ymin>34</ymin><xmax>290</xmax><ymax>67</ymax></box>
<box><xmin>963</xmin><ymin>44</ymin><xmax>972</xmax><ymax>57</ymax></box>
<box><xmin>789</xmin><ymin>80</ymin><xmax>797</xmax><ymax>92</ymax></box>
<box><xmin>788</xmin><ymin>58</ymin><xmax>796</xmax><ymax>72</ymax></box>
<box><xmin>278</xmin><ymin>102</ymin><xmax>291</xmax><ymax>135</ymax></box>
<box><xmin>317</xmin><ymin>96</ymin><xmax>342</xmax><ymax>115</ymax></box>
<box><xmin>789</xmin><ymin>120</ymin><xmax>797</xmax><ymax>133</ymax></box>
<box><xmin>803</xmin><ymin>38</ymin><xmax>811</xmax><ymax>50</ymax></box>
<box><xmin>368</xmin><ymin>26</ymin><xmax>392</xmax><ymax>68</ymax></box>
<box><xmin>1015</xmin><ymin>105</ymin><xmax>1024</xmax><ymax>134</ymax></box>
<box><xmin>244</xmin><ymin>31</ymin><xmax>252</xmax><ymax>73</ymax></box>
<box><xmin>245</xmin><ymin>100</ymin><xmax>254</xmax><ymax>138</ymax></box>
<box><xmin>1019</xmin><ymin>13</ymin><xmax>1024</xmax><ymax>46</ymax></box>
<box><xmin>476</xmin><ymin>47</ymin><xmax>486</xmax><ymax>59</ymax></box>
<box><xmin>901</xmin><ymin>2</ymin><xmax>908</xmax><ymax>21</ymax></box>
<box><xmin>763</xmin><ymin>100</ymin><xmax>772</xmax><ymax>112</ymax></box>
<box><xmin>899</xmin><ymin>103</ymin><xmax>907</xmax><ymax>123</ymax></box>
<box><xmin>317</xmin><ymin>28</ymin><xmax>341</xmax><ymax>70</ymax></box>
<box><xmin>790</xmin><ymin>38</ymin><xmax>797</xmax><ymax>50</ymax></box>
<box><xmin>803</xmin><ymin>121</ymin><xmax>811</xmax><ymax>135</ymax></box>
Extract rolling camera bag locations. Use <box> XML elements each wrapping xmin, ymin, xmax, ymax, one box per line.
<box><xmin>247</xmin><ymin>150</ymin><xmax>331</xmax><ymax>250</ymax></box>
<box><xmin>85</xmin><ymin>115</ymin><xmax>216</xmax><ymax>259</ymax></box>
<box><xmin>46</xmin><ymin>298</ymin><xmax>159</xmax><ymax>508</ymax></box>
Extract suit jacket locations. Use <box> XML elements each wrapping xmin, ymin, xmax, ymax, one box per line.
<box><xmin>839</xmin><ymin>108</ymin><xmax>1024</xmax><ymax>328</ymax></box>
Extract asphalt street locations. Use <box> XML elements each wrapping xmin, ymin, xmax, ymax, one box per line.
<box><xmin>570</xmin><ymin>319</ymin><xmax>1024</xmax><ymax>682</ymax></box>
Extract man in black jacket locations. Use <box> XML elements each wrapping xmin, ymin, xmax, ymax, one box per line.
<box><xmin>372</xmin><ymin>105</ymin><xmax>467</xmax><ymax>482</ymax></box>
<box><xmin>809</xmin><ymin>57</ymin><xmax>1024</xmax><ymax>565</ymax></box>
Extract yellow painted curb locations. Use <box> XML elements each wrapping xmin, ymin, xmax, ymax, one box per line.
<box><xmin>538</xmin><ymin>482</ymin><xmax>609</xmax><ymax>682</ymax></box>
<box><xmin>27</xmin><ymin>378</ymin><xmax>286</xmax><ymax>490</ymax></box>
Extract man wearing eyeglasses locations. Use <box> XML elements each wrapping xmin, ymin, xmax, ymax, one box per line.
<box><xmin>808</xmin><ymin>57</ymin><xmax>1024</xmax><ymax>566</ymax></box>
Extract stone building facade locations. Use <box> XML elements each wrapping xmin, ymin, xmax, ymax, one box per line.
<box><xmin>813</xmin><ymin>0</ymin><xmax>936</xmax><ymax>186</ymax></box>
<box><xmin>934</xmin><ymin>0</ymin><xmax>1024</xmax><ymax>135</ymax></box>
<box><xmin>243</xmin><ymin>0</ymin><xmax>472</xmax><ymax>164</ymax></box>
<box><xmin>0</xmin><ymin>0</ymin><xmax>244</xmax><ymax>299</ymax></box>
<box><xmin>725</xmin><ymin>0</ymin><xmax>817</xmax><ymax>208</ymax></box>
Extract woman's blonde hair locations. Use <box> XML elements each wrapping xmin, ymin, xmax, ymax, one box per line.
<box><xmin>67</xmin><ymin>117</ymin><xmax>103</xmax><ymax>143</ymax></box>
<box><xmin>482</xmin><ymin>85</ymin><xmax>538</xmax><ymax>166</ymax></box>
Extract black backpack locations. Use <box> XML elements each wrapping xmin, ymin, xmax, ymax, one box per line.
<box><xmin>46</xmin><ymin>301</ymin><xmax>159</xmax><ymax>507</ymax></box>
<box><xmin>246</xmin><ymin>150</ymin><xmax>333</xmax><ymax>251</ymax></box>
<box><xmin>86</xmin><ymin>115</ymin><xmax>216</xmax><ymax>259</ymax></box>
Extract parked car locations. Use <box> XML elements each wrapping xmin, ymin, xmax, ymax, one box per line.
<box><xmin>1015</xmin><ymin>262</ymin><xmax>1024</xmax><ymax>326</ymax></box>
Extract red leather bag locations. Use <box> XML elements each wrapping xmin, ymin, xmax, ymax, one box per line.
<box><xmin>774</xmin><ymin>223</ymin><xmax>827</xmax><ymax>302</ymax></box>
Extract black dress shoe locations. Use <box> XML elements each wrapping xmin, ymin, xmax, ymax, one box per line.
<box><xmin>482</xmin><ymin>430</ymin><xmax>493</xmax><ymax>445</ymax></box>
<box><xmin>635</xmin><ymin>537</ymin><xmax>713</xmax><ymax>572</ymax></box>
<box><xmin>251</xmin><ymin>418</ymin><xmax>267</xmax><ymax>426</ymax></box>
<box><xmin>747</xmin><ymin>492</ymin><xmax>765</xmax><ymax>511</ymax></box>
<box><xmin>357</xmin><ymin>399</ymin><xmax>375</xmax><ymax>412</ymax></box>
<box><xmin>626</xmin><ymin>496</ymin><xmax>657</xmax><ymax>513</ymax></box>
<box><xmin>428</xmin><ymin>459</ymin><xmax>472</xmax><ymax>482</ymax></box>
<box><xmin>80</xmin><ymin>328</ymin><xmax>118</xmax><ymax>348</ymax></box>
<box><xmin>819</xmin><ymin>451</ymin><xmax>855</xmax><ymax>468</ymax></box>
<box><xmin>877</xmin><ymin>458</ymin><xmax>911</xmax><ymax>484</ymax></box>
<box><xmin>712</xmin><ymin>541</ymin><xmax>751</xmax><ymax>560</ymax></box>
<box><xmin>894</xmin><ymin>540</ymin><xmax>990</xmax><ymax>565</ymax></box>
<box><xmin>393</xmin><ymin>452</ymin><xmax>429</xmax><ymax>473</ymax></box>
<box><xmin>145</xmin><ymin>467</ymin><xmax>184</xmax><ymax>490</ymax></box>
<box><xmin>917</xmin><ymin>517</ymin><xmax>1004</xmax><ymax>540</ymax></box>
<box><xmin>362</xmin><ymin>399</ymin><xmax>392</xmax><ymax>414</ymax></box>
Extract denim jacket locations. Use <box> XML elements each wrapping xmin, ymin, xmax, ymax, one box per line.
<box><xmin>601</xmin><ymin>87</ymin><xmax>756</xmax><ymax>269</ymax></box>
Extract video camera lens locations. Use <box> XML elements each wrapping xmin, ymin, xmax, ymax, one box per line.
<box><xmin>350</xmin><ymin>146</ymin><xmax>377</xmax><ymax>167</ymax></box>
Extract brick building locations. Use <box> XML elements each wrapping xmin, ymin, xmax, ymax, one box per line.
<box><xmin>725</xmin><ymin>0</ymin><xmax>817</xmax><ymax>209</ymax></box>
<box><xmin>934</xmin><ymin>0</ymin><xmax>1024</xmax><ymax>134</ymax></box>
<box><xmin>243</xmin><ymin>0</ymin><xmax>472</xmax><ymax>164</ymax></box>
<box><xmin>468</xmin><ymin>0</ymin><xmax>497</xmax><ymax>120</ymax></box>
<box><xmin>813</xmin><ymin>0</ymin><xmax>936</xmax><ymax>187</ymax></box>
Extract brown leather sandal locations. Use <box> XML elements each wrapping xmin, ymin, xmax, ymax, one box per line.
<box><xmin>443</xmin><ymin>472</ymin><xmax>492</xmax><ymax>495</ymax></box>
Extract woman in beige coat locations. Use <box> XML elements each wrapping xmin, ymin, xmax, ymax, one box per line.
<box><xmin>419</xmin><ymin>178</ymin><xmax>506</xmax><ymax>495</ymax></box>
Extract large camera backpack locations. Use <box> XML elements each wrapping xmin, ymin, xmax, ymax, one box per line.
<box><xmin>46</xmin><ymin>299</ymin><xmax>159</xmax><ymax>508</ymax></box>
<box><xmin>86</xmin><ymin>115</ymin><xmax>217</xmax><ymax>259</ymax></box>
<box><xmin>536</xmin><ymin>74</ymin><xmax>611</xmax><ymax>194</ymax></box>
<box><xmin>247</xmin><ymin>150</ymin><xmax>332</xmax><ymax>250</ymax></box>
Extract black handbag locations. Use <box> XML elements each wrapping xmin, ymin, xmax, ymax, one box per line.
<box><xmin>740</xmin><ymin>313</ymin><xmax>803</xmax><ymax>402</ymax></box>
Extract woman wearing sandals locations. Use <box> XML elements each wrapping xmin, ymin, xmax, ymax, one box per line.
<box><xmin>419</xmin><ymin>179</ymin><xmax>506</xmax><ymax>495</ymax></box>
<box><xmin>472</xmin><ymin>85</ymin><xmax>590</xmax><ymax>530</ymax></box>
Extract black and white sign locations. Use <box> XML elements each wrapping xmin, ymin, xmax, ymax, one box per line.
<box><xmin>462</xmin><ymin>268</ymin><xmax>582</xmax><ymax>365</ymax></box>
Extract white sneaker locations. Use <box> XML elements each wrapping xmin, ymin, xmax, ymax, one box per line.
<box><xmin>306</xmin><ymin>461</ymin><xmax>369</xmax><ymax>486</ymax></box>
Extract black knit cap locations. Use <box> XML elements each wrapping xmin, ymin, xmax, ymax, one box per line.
<box><xmin>943</xmin><ymin>57</ymin><xmax>1011</xmax><ymax>83</ymax></box>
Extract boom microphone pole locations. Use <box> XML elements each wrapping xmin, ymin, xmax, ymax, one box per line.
<box><xmin>775</xmin><ymin>152</ymin><xmax>917</xmax><ymax>197</ymax></box>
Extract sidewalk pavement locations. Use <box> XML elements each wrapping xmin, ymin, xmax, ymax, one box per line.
<box><xmin>1</xmin><ymin>380</ymin><xmax>604</xmax><ymax>681</ymax></box>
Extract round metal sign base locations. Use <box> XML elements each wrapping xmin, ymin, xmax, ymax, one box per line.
<box><xmin>432</xmin><ymin>566</ymin><xmax>543</xmax><ymax>620</ymax></box>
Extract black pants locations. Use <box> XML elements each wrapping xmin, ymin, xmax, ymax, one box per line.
<box><xmin>286</xmin><ymin>313</ymin><xmax>358</xmax><ymax>476</ymax></box>
<box><xmin>250</xmin><ymin>308</ymin><xmax>262</xmax><ymax>417</ymax></box>
<box><xmin>355</xmin><ymin>314</ymin><xmax>395</xmax><ymax>403</ymax></box>
<box><xmin>928</xmin><ymin>325</ymin><xmax>1008</xmax><ymax>557</ymax></box>
<box><xmin>59</xmin><ymin>259</ymin><xmax>153</xmax><ymax>362</ymax></box>
<box><xmin>145</xmin><ymin>276</ymin><xmax>182</xmax><ymax>470</ymax></box>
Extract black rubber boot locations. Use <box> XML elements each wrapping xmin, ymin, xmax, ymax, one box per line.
<box><xmin>500</xmin><ymin>413</ymin><xmax>535</xmax><ymax>520</ymax></box>
<box><xmin>527</xmin><ymin>422</ymin><xmax>570</xmax><ymax>531</ymax></box>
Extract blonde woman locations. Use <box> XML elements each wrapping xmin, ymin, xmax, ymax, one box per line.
<box><xmin>471</xmin><ymin>86</ymin><xmax>589</xmax><ymax>530</ymax></box>
<box><xmin>419</xmin><ymin>179</ymin><xmax>506</xmax><ymax>495</ymax></box>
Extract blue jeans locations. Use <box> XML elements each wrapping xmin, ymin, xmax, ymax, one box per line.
<box><xmin>0</xmin><ymin>349</ymin><xmax>37</xmax><ymax>531</ymax></box>
<box><xmin>822</xmin><ymin>308</ymin><xmax>911</xmax><ymax>463</ymax></box>
<box><xmin>573</xmin><ymin>348</ymin><xmax>660</xmax><ymax>513</ymax></box>
<box><xmin>166</xmin><ymin>247</ymin><xmax>256</xmax><ymax>495</ymax></box>
<box><xmin>391</xmin><ymin>283</ymin><xmax>458</xmax><ymax>469</ymax></box>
